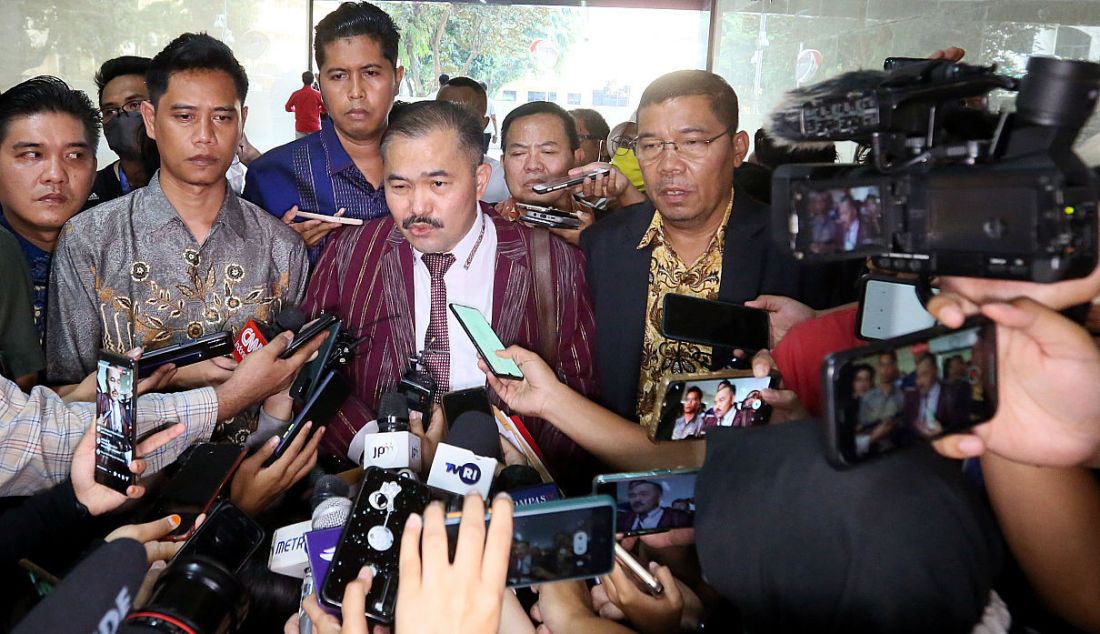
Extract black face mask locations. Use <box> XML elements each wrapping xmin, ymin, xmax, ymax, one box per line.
<box><xmin>104</xmin><ymin>111</ymin><xmax>145</xmax><ymax>161</ymax></box>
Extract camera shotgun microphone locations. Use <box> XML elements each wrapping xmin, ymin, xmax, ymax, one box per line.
<box><xmin>232</xmin><ymin>307</ymin><xmax>307</xmax><ymax>361</ymax></box>
<box><xmin>355</xmin><ymin>393</ymin><xmax>423</xmax><ymax>473</ymax></box>
<box><xmin>426</xmin><ymin>410</ymin><xmax>502</xmax><ymax>499</ymax></box>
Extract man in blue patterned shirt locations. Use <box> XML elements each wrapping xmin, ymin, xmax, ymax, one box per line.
<box><xmin>243</xmin><ymin>2</ymin><xmax>403</xmax><ymax>262</ymax></box>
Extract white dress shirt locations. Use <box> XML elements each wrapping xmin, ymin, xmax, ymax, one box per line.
<box><xmin>412</xmin><ymin>207</ymin><xmax>498</xmax><ymax>392</ymax></box>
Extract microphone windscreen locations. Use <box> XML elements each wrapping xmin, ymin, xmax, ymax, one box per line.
<box><xmin>310</xmin><ymin>474</ymin><xmax>351</xmax><ymax>510</ymax></box>
<box><xmin>275</xmin><ymin>306</ymin><xmax>307</xmax><ymax>333</ymax></box>
<box><xmin>449</xmin><ymin>411</ymin><xmax>502</xmax><ymax>461</ymax></box>
<box><xmin>767</xmin><ymin>69</ymin><xmax>888</xmax><ymax>148</ymax></box>
<box><xmin>378</xmin><ymin>392</ymin><xmax>409</xmax><ymax>431</ymax></box>
<box><xmin>14</xmin><ymin>538</ymin><xmax>147</xmax><ymax>634</ymax></box>
<box><xmin>312</xmin><ymin>497</ymin><xmax>352</xmax><ymax>530</ymax></box>
<box><xmin>490</xmin><ymin>464</ymin><xmax>543</xmax><ymax>496</ymax></box>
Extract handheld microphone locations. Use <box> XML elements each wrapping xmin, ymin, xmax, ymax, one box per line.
<box><xmin>426</xmin><ymin>410</ymin><xmax>501</xmax><ymax>498</ymax></box>
<box><xmin>357</xmin><ymin>393</ymin><xmax>423</xmax><ymax>472</ymax></box>
<box><xmin>13</xmin><ymin>539</ymin><xmax>147</xmax><ymax>634</ymax></box>
<box><xmin>232</xmin><ymin>307</ymin><xmax>307</xmax><ymax>361</ymax></box>
<box><xmin>492</xmin><ymin>464</ymin><xmax>561</xmax><ymax>506</ymax></box>
<box><xmin>299</xmin><ymin>475</ymin><xmax>352</xmax><ymax>633</ymax></box>
<box><xmin>269</xmin><ymin>475</ymin><xmax>351</xmax><ymax>579</ymax></box>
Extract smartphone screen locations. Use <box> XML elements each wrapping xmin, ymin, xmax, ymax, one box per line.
<box><xmin>790</xmin><ymin>181</ymin><xmax>889</xmax><ymax>258</ymax></box>
<box><xmin>654</xmin><ymin>372</ymin><xmax>778</xmax><ymax>441</ymax></box>
<box><xmin>593</xmin><ymin>469</ymin><xmax>698</xmax><ymax>536</ymax></box>
<box><xmin>145</xmin><ymin>444</ymin><xmax>247</xmax><ymax>539</ymax></box>
<box><xmin>825</xmin><ymin>317</ymin><xmax>997</xmax><ymax>466</ymax></box>
<box><xmin>857</xmin><ymin>276</ymin><xmax>936</xmax><ymax>341</ymax></box>
<box><xmin>445</xmin><ymin>496</ymin><xmax>616</xmax><ymax>587</ymax></box>
<box><xmin>442</xmin><ymin>387</ymin><xmax>493</xmax><ymax>428</ymax></box>
<box><xmin>173</xmin><ymin>500</ymin><xmax>265</xmax><ymax>573</ymax></box>
<box><xmin>94</xmin><ymin>352</ymin><xmax>138</xmax><ymax>494</ymax></box>
<box><xmin>449</xmin><ymin>304</ymin><xmax>523</xmax><ymax>380</ymax></box>
<box><xmin>660</xmin><ymin>294</ymin><xmax>770</xmax><ymax>351</ymax></box>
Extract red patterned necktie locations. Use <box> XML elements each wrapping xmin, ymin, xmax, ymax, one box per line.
<box><xmin>422</xmin><ymin>252</ymin><xmax>456</xmax><ymax>396</ymax></box>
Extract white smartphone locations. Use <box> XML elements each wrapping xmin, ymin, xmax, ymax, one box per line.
<box><xmin>615</xmin><ymin>543</ymin><xmax>664</xmax><ymax>595</ymax></box>
<box><xmin>856</xmin><ymin>275</ymin><xmax>936</xmax><ymax>341</ymax></box>
<box><xmin>294</xmin><ymin>210</ymin><xmax>364</xmax><ymax>226</ymax></box>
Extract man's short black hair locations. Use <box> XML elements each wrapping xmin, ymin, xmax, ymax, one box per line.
<box><xmin>639</xmin><ymin>69</ymin><xmax>739</xmax><ymax>131</ymax></box>
<box><xmin>879</xmin><ymin>350</ymin><xmax>898</xmax><ymax>362</ymax></box>
<box><xmin>717</xmin><ymin>379</ymin><xmax>735</xmax><ymax>395</ymax></box>
<box><xmin>853</xmin><ymin>363</ymin><xmax>875</xmax><ymax>382</ymax></box>
<box><xmin>302</xmin><ymin>71</ymin><xmax>315</xmax><ymax>85</ymax></box>
<box><xmin>570</xmin><ymin>108</ymin><xmax>610</xmax><ymax>143</ymax></box>
<box><xmin>147</xmin><ymin>33</ymin><xmax>248</xmax><ymax>107</ymax></box>
<box><xmin>685</xmin><ymin>385</ymin><xmax>704</xmax><ymax>399</ymax></box>
<box><xmin>381</xmin><ymin>100</ymin><xmax>484</xmax><ymax>170</ymax></box>
<box><xmin>439</xmin><ymin>73</ymin><xmax>450</xmax><ymax>85</ymax></box>
<box><xmin>443</xmin><ymin>76</ymin><xmax>485</xmax><ymax>99</ymax></box>
<box><xmin>0</xmin><ymin>76</ymin><xmax>100</xmax><ymax>149</ymax></box>
<box><xmin>501</xmin><ymin>101</ymin><xmax>579</xmax><ymax>152</ymax></box>
<box><xmin>94</xmin><ymin>56</ymin><xmax>152</xmax><ymax>103</ymax></box>
<box><xmin>314</xmin><ymin>2</ymin><xmax>400</xmax><ymax>70</ymax></box>
<box><xmin>628</xmin><ymin>480</ymin><xmax>662</xmax><ymax>494</ymax></box>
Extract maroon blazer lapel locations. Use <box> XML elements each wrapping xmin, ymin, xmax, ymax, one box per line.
<box><xmin>378</xmin><ymin>225</ymin><xmax>417</xmax><ymax>387</ymax></box>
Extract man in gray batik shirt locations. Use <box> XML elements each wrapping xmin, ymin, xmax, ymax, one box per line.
<box><xmin>47</xmin><ymin>35</ymin><xmax>307</xmax><ymax>443</ymax></box>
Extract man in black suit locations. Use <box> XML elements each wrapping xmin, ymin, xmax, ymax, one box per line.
<box><xmin>581</xmin><ymin>70</ymin><xmax>839</xmax><ymax>427</ymax></box>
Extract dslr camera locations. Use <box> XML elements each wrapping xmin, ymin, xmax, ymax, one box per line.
<box><xmin>770</xmin><ymin>55</ymin><xmax>1100</xmax><ymax>282</ymax></box>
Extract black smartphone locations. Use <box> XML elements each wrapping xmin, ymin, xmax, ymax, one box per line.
<box><xmin>593</xmin><ymin>468</ymin><xmax>698</xmax><ymax>536</ymax></box>
<box><xmin>138</xmin><ymin>331</ymin><xmax>233</xmax><ymax>378</ymax></box>
<box><xmin>444</xmin><ymin>496</ymin><xmax>617</xmax><ymax>587</ymax></box>
<box><xmin>822</xmin><ymin>316</ymin><xmax>998</xmax><ymax>467</ymax></box>
<box><xmin>442</xmin><ymin>387</ymin><xmax>493</xmax><ymax>429</ymax></box>
<box><xmin>289</xmin><ymin>320</ymin><xmax>343</xmax><ymax>402</ymax></box>
<box><xmin>173</xmin><ymin>500</ymin><xmax>265</xmax><ymax>573</ymax></box>
<box><xmin>321</xmin><ymin>467</ymin><xmax>432</xmax><ymax>622</ymax></box>
<box><xmin>652</xmin><ymin>370</ymin><xmax>780</xmax><ymax>441</ymax></box>
<box><xmin>267</xmin><ymin>370</ymin><xmax>350</xmax><ymax>466</ymax></box>
<box><xmin>661</xmin><ymin>294</ymin><xmax>770</xmax><ymax>351</ymax></box>
<box><xmin>531</xmin><ymin>167</ymin><xmax>611</xmax><ymax>194</ymax></box>
<box><xmin>281</xmin><ymin>313</ymin><xmax>338</xmax><ymax>359</ymax></box>
<box><xmin>855</xmin><ymin>274</ymin><xmax>936</xmax><ymax>341</ymax></box>
<box><xmin>94</xmin><ymin>351</ymin><xmax>139</xmax><ymax>494</ymax></box>
<box><xmin>143</xmin><ymin>443</ymin><xmax>248</xmax><ymax>541</ymax></box>
<box><xmin>449</xmin><ymin>304</ymin><xmax>524</xmax><ymax>380</ymax></box>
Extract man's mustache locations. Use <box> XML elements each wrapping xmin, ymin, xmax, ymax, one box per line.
<box><xmin>402</xmin><ymin>215</ymin><xmax>444</xmax><ymax>230</ymax></box>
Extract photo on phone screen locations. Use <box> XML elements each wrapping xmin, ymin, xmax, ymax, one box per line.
<box><xmin>449</xmin><ymin>303</ymin><xmax>523</xmax><ymax>380</ymax></box>
<box><xmin>445</xmin><ymin>497</ymin><xmax>616</xmax><ymax>588</ymax></box>
<box><xmin>652</xmin><ymin>371</ymin><xmax>779</xmax><ymax>441</ymax></box>
<box><xmin>856</xmin><ymin>275</ymin><xmax>936</xmax><ymax>341</ymax></box>
<box><xmin>792</xmin><ymin>182</ymin><xmax>889</xmax><ymax>257</ymax></box>
<box><xmin>661</xmin><ymin>294</ymin><xmax>769</xmax><ymax>351</ymax></box>
<box><xmin>94</xmin><ymin>352</ymin><xmax>138</xmax><ymax>494</ymax></box>
<box><xmin>593</xmin><ymin>469</ymin><xmax>698</xmax><ymax>536</ymax></box>
<box><xmin>825</xmin><ymin>317</ymin><xmax>997</xmax><ymax>467</ymax></box>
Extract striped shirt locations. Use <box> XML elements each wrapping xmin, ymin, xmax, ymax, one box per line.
<box><xmin>0</xmin><ymin>378</ymin><xmax>218</xmax><ymax>497</ymax></box>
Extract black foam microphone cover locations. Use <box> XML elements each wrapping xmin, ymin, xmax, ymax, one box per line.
<box><xmin>449</xmin><ymin>411</ymin><xmax>503</xmax><ymax>461</ymax></box>
<box><xmin>310</xmin><ymin>473</ymin><xmax>351</xmax><ymax>510</ymax></box>
<box><xmin>275</xmin><ymin>306</ymin><xmax>308</xmax><ymax>333</ymax></box>
<box><xmin>490</xmin><ymin>464</ymin><xmax>543</xmax><ymax>496</ymax></box>
<box><xmin>14</xmin><ymin>538</ymin><xmax>147</xmax><ymax>634</ymax></box>
<box><xmin>378</xmin><ymin>392</ymin><xmax>410</xmax><ymax>432</ymax></box>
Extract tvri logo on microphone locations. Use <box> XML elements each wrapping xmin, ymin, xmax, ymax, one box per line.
<box><xmin>371</xmin><ymin>442</ymin><xmax>396</xmax><ymax>460</ymax></box>
<box><xmin>445</xmin><ymin>462</ymin><xmax>482</xmax><ymax>485</ymax></box>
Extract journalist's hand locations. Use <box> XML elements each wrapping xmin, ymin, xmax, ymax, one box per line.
<box><xmin>600</xmin><ymin>561</ymin><xmax>684</xmax><ymax>634</ymax></box>
<box><xmin>214</xmin><ymin>329</ymin><xmax>328</xmax><ymax>420</ymax></box>
<box><xmin>480</xmin><ymin>346</ymin><xmax>562</xmax><ymax>420</ymax></box>
<box><xmin>744</xmin><ymin>295</ymin><xmax>817</xmax><ymax>347</ymax></box>
<box><xmin>282</xmin><ymin>205</ymin><xmax>345</xmax><ymax>248</ymax></box>
<box><xmin>230</xmin><ymin>423</ymin><xmax>324</xmax><ymax>516</ymax></box>
<box><xmin>71</xmin><ymin>421</ymin><xmax>186</xmax><ymax>515</ymax></box>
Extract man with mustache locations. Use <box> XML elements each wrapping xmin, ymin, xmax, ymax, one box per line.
<box><xmin>46</xmin><ymin>33</ymin><xmax>308</xmax><ymax>420</ymax></box>
<box><xmin>301</xmin><ymin>100</ymin><xmax>598</xmax><ymax>492</ymax></box>
<box><xmin>244</xmin><ymin>1</ymin><xmax>403</xmax><ymax>261</ymax></box>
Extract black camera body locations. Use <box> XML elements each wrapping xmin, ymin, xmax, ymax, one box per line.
<box><xmin>770</xmin><ymin>55</ymin><xmax>1100</xmax><ymax>282</ymax></box>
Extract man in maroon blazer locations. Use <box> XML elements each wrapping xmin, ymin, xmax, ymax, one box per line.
<box><xmin>302</xmin><ymin>100</ymin><xmax>599</xmax><ymax>491</ymax></box>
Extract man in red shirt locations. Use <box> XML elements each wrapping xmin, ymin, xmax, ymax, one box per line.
<box><xmin>285</xmin><ymin>71</ymin><xmax>325</xmax><ymax>138</ymax></box>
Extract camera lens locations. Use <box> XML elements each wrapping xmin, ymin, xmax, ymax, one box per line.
<box><xmin>1016</xmin><ymin>57</ymin><xmax>1100</xmax><ymax>129</ymax></box>
<box><xmin>123</xmin><ymin>556</ymin><xmax>248</xmax><ymax>634</ymax></box>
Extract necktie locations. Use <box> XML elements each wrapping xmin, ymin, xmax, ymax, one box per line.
<box><xmin>422</xmin><ymin>252</ymin><xmax>456</xmax><ymax>396</ymax></box>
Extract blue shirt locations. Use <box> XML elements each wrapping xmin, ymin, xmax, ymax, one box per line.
<box><xmin>242</xmin><ymin>117</ymin><xmax>390</xmax><ymax>263</ymax></box>
<box><xmin>0</xmin><ymin>214</ymin><xmax>52</xmax><ymax>344</ymax></box>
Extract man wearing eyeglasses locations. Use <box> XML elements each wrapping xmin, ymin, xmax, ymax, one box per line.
<box><xmin>86</xmin><ymin>56</ymin><xmax>154</xmax><ymax>210</ymax></box>
<box><xmin>580</xmin><ymin>70</ymin><xmax>825</xmax><ymax>432</ymax></box>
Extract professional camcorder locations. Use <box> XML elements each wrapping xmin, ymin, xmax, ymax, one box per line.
<box><xmin>769</xmin><ymin>55</ymin><xmax>1100</xmax><ymax>282</ymax></box>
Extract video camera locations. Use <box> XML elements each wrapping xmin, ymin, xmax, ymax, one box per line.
<box><xmin>769</xmin><ymin>55</ymin><xmax>1100</xmax><ymax>282</ymax></box>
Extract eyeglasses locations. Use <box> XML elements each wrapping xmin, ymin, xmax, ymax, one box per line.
<box><xmin>634</xmin><ymin>126</ymin><xmax>733</xmax><ymax>163</ymax></box>
<box><xmin>100</xmin><ymin>99</ymin><xmax>145</xmax><ymax>123</ymax></box>
<box><xmin>608</xmin><ymin>134</ymin><xmax>635</xmax><ymax>154</ymax></box>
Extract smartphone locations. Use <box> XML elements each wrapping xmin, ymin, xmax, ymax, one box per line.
<box><xmin>518</xmin><ymin>209</ymin><xmax>583</xmax><ymax>230</ymax></box>
<box><xmin>267</xmin><ymin>370</ymin><xmax>350</xmax><ymax>465</ymax></box>
<box><xmin>143</xmin><ymin>443</ymin><xmax>248</xmax><ymax>540</ymax></box>
<box><xmin>883</xmin><ymin>56</ymin><xmax>928</xmax><ymax>71</ymax></box>
<box><xmin>822</xmin><ymin>315</ymin><xmax>998</xmax><ymax>467</ymax></box>
<box><xmin>138</xmin><ymin>331</ymin><xmax>233</xmax><ymax>378</ymax></box>
<box><xmin>289</xmin><ymin>319</ymin><xmax>343</xmax><ymax>403</ymax></box>
<box><xmin>615</xmin><ymin>543</ymin><xmax>663</xmax><ymax>595</ymax></box>
<box><xmin>173</xmin><ymin>500</ymin><xmax>265</xmax><ymax>573</ymax></box>
<box><xmin>444</xmin><ymin>496</ymin><xmax>617</xmax><ymax>588</ymax></box>
<box><xmin>94</xmin><ymin>351</ymin><xmax>139</xmax><ymax>494</ymax></box>
<box><xmin>531</xmin><ymin>167</ymin><xmax>611</xmax><ymax>194</ymax></box>
<box><xmin>449</xmin><ymin>304</ymin><xmax>524</xmax><ymax>380</ymax></box>
<box><xmin>593</xmin><ymin>468</ymin><xmax>698</xmax><ymax>536</ymax></box>
<box><xmin>442</xmin><ymin>387</ymin><xmax>493</xmax><ymax>429</ymax></box>
<box><xmin>294</xmin><ymin>210</ymin><xmax>365</xmax><ymax>226</ymax></box>
<box><xmin>281</xmin><ymin>313</ymin><xmax>338</xmax><ymax>359</ymax></box>
<box><xmin>661</xmin><ymin>294</ymin><xmax>770</xmax><ymax>351</ymax></box>
<box><xmin>652</xmin><ymin>370</ymin><xmax>780</xmax><ymax>441</ymax></box>
<box><xmin>321</xmin><ymin>467</ymin><xmax>432</xmax><ymax>622</ymax></box>
<box><xmin>856</xmin><ymin>274</ymin><xmax>937</xmax><ymax>341</ymax></box>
